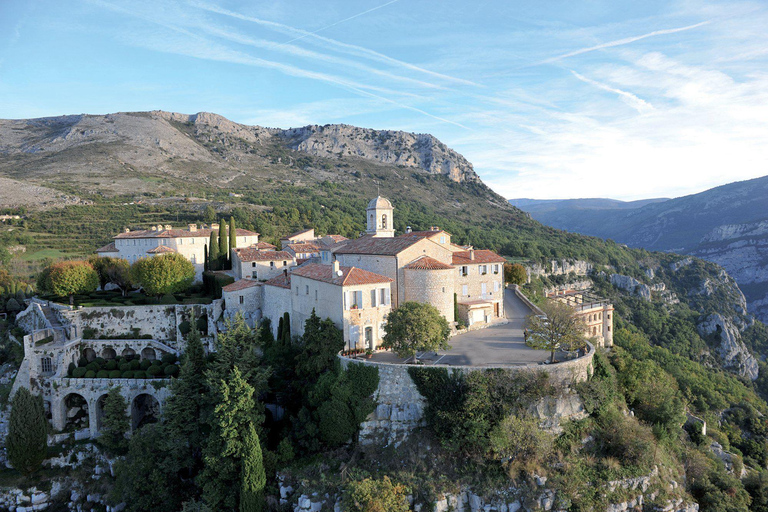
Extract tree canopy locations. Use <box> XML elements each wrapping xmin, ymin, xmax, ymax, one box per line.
<box><xmin>131</xmin><ymin>253</ymin><xmax>195</xmax><ymax>297</ymax></box>
<box><xmin>39</xmin><ymin>260</ymin><xmax>99</xmax><ymax>298</ymax></box>
<box><xmin>381</xmin><ymin>301</ymin><xmax>450</xmax><ymax>362</ymax></box>
<box><xmin>6</xmin><ymin>388</ymin><xmax>47</xmax><ymax>476</ymax></box>
<box><xmin>525</xmin><ymin>300</ymin><xmax>587</xmax><ymax>363</ymax></box>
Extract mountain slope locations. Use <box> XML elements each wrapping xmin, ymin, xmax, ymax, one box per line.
<box><xmin>511</xmin><ymin>176</ymin><xmax>768</xmax><ymax>321</ymax></box>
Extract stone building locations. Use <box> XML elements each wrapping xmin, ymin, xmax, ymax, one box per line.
<box><xmin>231</xmin><ymin>248</ymin><xmax>295</xmax><ymax>281</ymax></box>
<box><xmin>96</xmin><ymin>223</ymin><xmax>259</xmax><ymax>281</ymax></box>
<box><xmin>547</xmin><ymin>289</ymin><xmax>614</xmax><ymax>348</ymax></box>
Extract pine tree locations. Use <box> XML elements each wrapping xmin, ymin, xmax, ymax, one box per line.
<box><xmin>98</xmin><ymin>387</ymin><xmax>130</xmax><ymax>454</ymax></box>
<box><xmin>219</xmin><ymin>222</ymin><xmax>228</xmax><ymax>270</ymax></box>
<box><xmin>209</xmin><ymin>231</ymin><xmax>220</xmax><ymax>271</ymax></box>
<box><xmin>6</xmin><ymin>388</ymin><xmax>47</xmax><ymax>476</ymax></box>
<box><xmin>239</xmin><ymin>423</ymin><xmax>266</xmax><ymax>512</ymax></box>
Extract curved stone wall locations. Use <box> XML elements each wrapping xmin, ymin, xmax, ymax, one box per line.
<box><xmin>403</xmin><ymin>267</ymin><xmax>455</xmax><ymax>323</ymax></box>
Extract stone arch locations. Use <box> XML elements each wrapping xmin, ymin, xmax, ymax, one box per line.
<box><xmin>141</xmin><ymin>347</ymin><xmax>156</xmax><ymax>361</ymax></box>
<box><xmin>102</xmin><ymin>347</ymin><xmax>116</xmax><ymax>360</ymax></box>
<box><xmin>83</xmin><ymin>348</ymin><xmax>97</xmax><ymax>362</ymax></box>
<box><xmin>381</xmin><ymin>214</ymin><xmax>388</xmax><ymax>229</ymax></box>
<box><xmin>63</xmin><ymin>393</ymin><xmax>89</xmax><ymax>431</ymax></box>
<box><xmin>43</xmin><ymin>400</ymin><xmax>52</xmax><ymax>421</ymax></box>
<box><xmin>121</xmin><ymin>347</ymin><xmax>136</xmax><ymax>358</ymax></box>
<box><xmin>132</xmin><ymin>393</ymin><xmax>160</xmax><ymax>430</ymax></box>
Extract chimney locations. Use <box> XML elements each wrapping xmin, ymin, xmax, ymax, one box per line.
<box><xmin>469</xmin><ymin>249</ymin><xmax>475</xmax><ymax>261</ymax></box>
<box><xmin>405</xmin><ymin>226</ymin><xmax>412</xmax><ymax>234</ymax></box>
<box><xmin>150</xmin><ymin>226</ymin><xmax>157</xmax><ymax>232</ymax></box>
<box><xmin>430</xmin><ymin>226</ymin><xmax>439</xmax><ymax>232</ymax></box>
<box><xmin>164</xmin><ymin>224</ymin><xmax>172</xmax><ymax>230</ymax></box>
<box><xmin>188</xmin><ymin>223</ymin><xmax>197</xmax><ymax>232</ymax></box>
<box><xmin>211</xmin><ymin>223</ymin><xmax>219</xmax><ymax>231</ymax></box>
<box><xmin>124</xmin><ymin>228</ymin><xmax>130</xmax><ymax>233</ymax></box>
<box><xmin>157</xmin><ymin>224</ymin><xmax>163</xmax><ymax>231</ymax></box>
<box><xmin>333</xmin><ymin>260</ymin><xmax>340</xmax><ymax>274</ymax></box>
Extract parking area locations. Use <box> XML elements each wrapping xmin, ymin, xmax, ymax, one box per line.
<box><xmin>368</xmin><ymin>288</ymin><xmax>559</xmax><ymax>367</ymax></box>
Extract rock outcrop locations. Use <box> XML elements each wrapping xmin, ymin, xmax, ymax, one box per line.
<box><xmin>697</xmin><ymin>313</ymin><xmax>759</xmax><ymax>380</ymax></box>
<box><xmin>610</xmin><ymin>274</ymin><xmax>652</xmax><ymax>301</ymax></box>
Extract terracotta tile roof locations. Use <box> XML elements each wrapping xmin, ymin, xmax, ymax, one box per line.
<box><xmin>292</xmin><ymin>263</ymin><xmax>392</xmax><ymax>287</ymax></box>
<box><xmin>222</xmin><ymin>279</ymin><xmax>262</xmax><ymax>292</ymax></box>
<box><xmin>452</xmin><ymin>249</ymin><xmax>506</xmax><ymax>265</ymax></box>
<box><xmin>96</xmin><ymin>242</ymin><xmax>119</xmax><ymax>253</ymax></box>
<box><xmin>332</xmin><ymin>235</ymin><xmax>423</xmax><ymax>256</ymax></box>
<box><xmin>115</xmin><ymin>227</ymin><xmax>258</xmax><ymax>239</ymax></box>
<box><xmin>286</xmin><ymin>242</ymin><xmax>324</xmax><ymax>254</ymax></box>
<box><xmin>252</xmin><ymin>241</ymin><xmax>276</xmax><ymax>250</ymax></box>
<box><xmin>458</xmin><ymin>299</ymin><xmax>493</xmax><ymax>307</ymax></box>
<box><xmin>281</xmin><ymin>228</ymin><xmax>314</xmax><ymax>240</ymax></box>
<box><xmin>398</xmin><ymin>229</ymin><xmax>451</xmax><ymax>239</ymax></box>
<box><xmin>233</xmin><ymin>249</ymin><xmax>294</xmax><ymax>262</ymax></box>
<box><xmin>264</xmin><ymin>273</ymin><xmax>291</xmax><ymax>289</ymax></box>
<box><xmin>403</xmin><ymin>256</ymin><xmax>453</xmax><ymax>270</ymax></box>
<box><xmin>147</xmin><ymin>245</ymin><xmax>177</xmax><ymax>254</ymax></box>
<box><xmin>324</xmin><ymin>234</ymin><xmax>348</xmax><ymax>242</ymax></box>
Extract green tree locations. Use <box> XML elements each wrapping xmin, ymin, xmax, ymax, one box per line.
<box><xmin>218</xmin><ymin>221</ymin><xmax>229</xmax><ymax>269</ymax></box>
<box><xmin>489</xmin><ymin>414</ymin><xmax>552</xmax><ymax>477</ymax></box>
<box><xmin>295</xmin><ymin>310</ymin><xmax>344</xmax><ymax>381</ymax></box>
<box><xmin>525</xmin><ymin>300</ymin><xmax>587</xmax><ymax>363</ymax></box>
<box><xmin>41</xmin><ymin>260</ymin><xmax>99</xmax><ymax>300</ymax></box>
<box><xmin>131</xmin><ymin>253</ymin><xmax>195</xmax><ymax>298</ymax></box>
<box><xmin>98</xmin><ymin>387</ymin><xmax>130</xmax><ymax>454</ymax></box>
<box><xmin>282</xmin><ymin>312</ymin><xmax>291</xmax><ymax>343</ymax></box>
<box><xmin>504</xmin><ymin>263</ymin><xmax>527</xmax><ymax>286</ymax></box>
<box><xmin>239</xmin><ymin>423</ymin><xmax>266</xmax><ymax>512</ymax></box>
<box><xmin>382</xmin><ymin>302</ymin><xmax>450</xmax><ymax>363</ymax></box>
<box><xmin>90</xmin><ymin>256</ymin><xmax>133</xmax><ymax>295</ymax></box>
<box><xmin>203</xmin><ymin>205</ymin><xmax>217</xmax><ymax>224</ymax></box>
<box><xmin>209</xmin><ymin>231</ymin><xmax>220</xmax><ymax>271</ymax></box>
<box><xmin>204</xmin><ymin>244</ymin><xmax>209</xmax><ymax>273</ymax></box>
<box><xmin>342</xmin><ymin>476</ymin><xmax>410</xmax><ymax>512</ymax></box>
<box><xmin>229</xmin><ymin>217</ymin><xmax>237</xmax><ymax>258</ymax></box>
<box><xmin>6</xmin><ymin>388</ymin><xmax>47</xmax><ymax>476</ymax></box>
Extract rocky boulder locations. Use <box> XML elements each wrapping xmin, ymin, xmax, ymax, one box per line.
<box><xmin>698</xmin><ymin>313</ymin><xmax>758</xmax><ymax>380</ymax></box>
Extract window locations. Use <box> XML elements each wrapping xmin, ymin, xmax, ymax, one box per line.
<box><xmin>239</xmin><ymin>295</ymin><xmax>244</xmax><ymax>304</ymax></box>
<box><xmin>283</xmin><ymin>261</ymin><xmax>288</xmax><ymax>266</ymax></box>
<box><xmin>461</xmin><ymin>266</ymin><xmax>468</xmax><ymax>277</ymax></box>
<box><xmin>252</xmin><ymin>271</ymin><xmax>258</xmax><ymax>279</ymax></box>
<box><xmin>315</xmin><ymin>290</ymin><xmax>318</xmax><ymax>300</ymax></box>
<box><xmin>179</xmin><ymin>239</ymin><xmax>183</xmax><ymax>245</ymax></box>
<box><xmin>270</xmin><ymin>261</ymin><xmax>275</xmax><ymax>268</ymax></box>
<box><xmin>252</xmin><ymin>262</ymin><xmax>256</xmax><ymax>267</ymax></box>
<box><xmin>440</xmin><ymin>236</ymin><xmax>446</xmax><ymax>244</ymax></box>
<box><xmin>380</xmin><ymin>288</ymin><xmax>389</xmax><ymax>306</ymax></box>
<box><xmin>371</xmin><ymin>289</ymin><xmax>377</xmax><ymax>307</ymax></box>
<box><xmin>442</xmin><ymin>287</ymin><xmax>445</xmax><ymax>293</ymax></box>
<box><xmin>493</xmin><ymin>264</ymin><xmax>500</xmax><ymax>274</ymax></box>
<box><xmin>381</xmin><ymin>214</ymin><xmax>388</xmax><ymax>229</ymax></box>
<box><xmin>462</xmin><ymin>285</ymin><xmax>468</xmax><ymax>296</ymax></box>
<box><xmin>494</xmin><ymin>281</ymin><xmax>500</xmax><ymax>292</ymax></box>
<box><xmin>305</xmin><ymin>285</ymin><xmax>309</xmax><ymax>295</ymax></box>
<box><xmin>41</xmin><ymin>357</ymin><xmax>53</xmax><ymax>374</ymax></box>
<box><xmin>480</xmin><ymin>265</ymin><xmax>488</xmax><ymax>275</ymax></box>
<box><xmin>481</xmin><ymin>283</ymin><xmax>487</xmax><ymax>296</ymax></box>
<box><xmin>295</xmin><ymin>286</ymin><xmax>299</xmax><ymax>296</ymax></box>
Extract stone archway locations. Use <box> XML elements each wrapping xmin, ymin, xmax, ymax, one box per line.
<box><xmin>121</xmin><ymin>348</ymin><xmax>136</xmax><ymax>358</ymax></box>
<box><xmin>83</xmin><ymin>348</ymin><xmax>97</xmax><ymax>362</ymax></box>
<box><xmin>63</xmin><ymin>393</ymin><xmax>89</xmax><ymax>431</ymax></box>
<box><xmin>95</xmin><ymin>393</ymin><xmax>110</xmax><ymax>431</ymax></box>
<box><xmin>102</xmin><ymin>347</ymin><xmax>116</xmax><ymax>360</ymax></box>
<box><xmin>131</xmin><ymin>393</ymin><xmax>160</xmax><ymax>430</ymax></box>
<box><xmin>141</xmin><ymin>347</ymin><xmax>156</xmax><ymax>361</ymax></box>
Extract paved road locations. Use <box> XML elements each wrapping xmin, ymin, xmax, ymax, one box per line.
<box><xmin>370</xmin><ymin>288</ymin><xmax>552</xmax><ymax>366</ymax></box>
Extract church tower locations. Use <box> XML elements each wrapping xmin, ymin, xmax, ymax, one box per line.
<box><xmin>366</xmin><ymin>196</ymin><xmax>395</xmax><ymax>237</ymax></box>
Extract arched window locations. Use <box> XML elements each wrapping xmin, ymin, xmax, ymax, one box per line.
<box><xmin>381</xmin><ymin>214</ymin><xmax>387</xmax><ymax>229</ymax></box>
<box><xmin>41</xmin><ymin>357</ymin><xmax>53</xmax><ymax>374</ymax></box>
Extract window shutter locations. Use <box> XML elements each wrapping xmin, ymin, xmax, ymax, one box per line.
<box><xmin>371</xmin><ymin>289</ymin><xmax>377</xmax><ymax>307</ymax></box>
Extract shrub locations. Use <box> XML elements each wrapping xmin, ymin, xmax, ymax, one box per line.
<box><xmin>140</xmin><ymin>359</ymin><xmax>152</xmax><ymax>371</ymax></box>
<box><xmin>67</xmin><ymin>363</ymin><xmax>76</xmax><ymax>377</ymax></box>
<box><xmin>109</xmin><ymin>370</ymin><xmax>122</xmax><ymax>379</ymax></box>
<box><xmin>489</xmin><ymin>414</ymin><xmax>553</xmax><ymax>477</ymax></box>
<box><xmin>85</xmin><ymin>370</ymin><xmax>96</xmax><ymax>378</ymax></box>
<box><xmin>96</xmin><ymin>370</ymin><xmax>109</xmax><ymax>378</ymax></box>
<box><xmin>119</xmin><ymin>363</ymin><xmax>131</xmax><ymax>372</ymax></box>
<box><xmin>147</xmin><ymin>365</ymin><xmax>162</xmax><ymax>377</ymax></box>
<box><xmin>105</xmin><ymin>360</ymin><xmax>118</xmax><ymax>371</ymax></box>
<box><xmin>72</xmin><ymin>367</ymin><xmax>87</xmax><ymax>378</ymax></box>
<box><xmin>178</xmin><ymin>320</ymin><xmax>191</xmax><ymax>336</ymax></box>
<box><xmin>164</xmin><ymin>365</ymin><xmax>179</xmax><ymax>377</ymax></box>
<box><xmin>122</xmin><ymin>371</ymin><xmax>134</xmax><ymax>379</ymax></box>
<box><xmin>94</xmin><ymin>357</ymin><xmax>106</xmax><ymax>367</ymax></box>
<box><xmin>159</xmin><ymin>293</ymin><xmax>177</xmax><ymax>305</ymax></box>
<box><xmin>86</xmin><ymin>362</ymin><xmax>99</xmax><ymax>372</ymax></box>
<box><xmin>161</xmin><ymin>353</ymin><xmax>178</xmax><ymax>365</ymax></box>
<box><xmin>77</xmin><ymin>356</ymin><xmax>88</xmax><ymax>367</ymax></box>
<box><xmin>342</xmin><ymin>476</ymin><xmax>410</xmax><ymax>512</ymax></box>
<box><xmin>133</xmin><ymin>370</ymin><xmax>146</xmax><ymax>379</ymax></box>
<box><xmin>129</xmin><ymin>359</ymin><xmax>140</xmax><ymax>370</ymax></box>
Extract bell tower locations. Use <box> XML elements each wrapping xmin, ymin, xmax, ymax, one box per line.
<box><xmin>366</xmin><ymin>196</ymin><xmax>395</xmax><ymax>237</ymax></box>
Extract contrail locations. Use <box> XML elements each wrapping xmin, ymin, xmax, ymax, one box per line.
<box><xmin>570</xmin><ymin>70</ymin><xmax>654</xmax><ymax>113</ymax></box>
<box><xmin>278</xmin><ymin>0</ymin><xmax>401</xmax><ymax>47</ymax></box>
<box><xmin>542</xmin><ymin>21</ymin><xmax>711</xmax><ymax>63</ymax></box>
<box><xmin>192</xmin><ymin>1</ymin><xmax>480</xmax><ymax>87</ymax></box>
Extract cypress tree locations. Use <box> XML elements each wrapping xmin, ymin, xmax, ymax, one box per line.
<box><xmin>219</xmin><ymin>221</ymin><xmax>228</xmax><ymax>270</ymax></box>
<box><xmin>282</xmin><ymin>312</ymin><xmax>291</xmax><ymax>344</ymax></box>
<box><xmin>229</xmin><ymin>217</ymin><xmax>237</xmax><ymax>256</ymax></box>
<box><xmin>7</xmin><ymin>388</ymin><xmax>47</xmax><ymax>476</ymax></box>
<box><xmin>239</xmin><ymin>423</ymin><xmax>266</xmax><ymax>512</ymax></box>
<box><xmin>98</xmin><ymin>387</ymin><xmax>129</xmax><ymax>454</ymax></box>
<box><xmin>277</xmin><ymin>317</ymin><xmax>284</xmax><ymax>343</ymax></box>
<box><xmin>204</xmin><ymin>244</ymin><xmax>209</xmax><ymax>272</ymax></box>
<box><xmin>210</xmin><ymin>231</ymin><xmax>220</xmax><ymax>271</ymax></box>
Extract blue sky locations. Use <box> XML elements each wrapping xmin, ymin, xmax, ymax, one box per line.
<box><xmin>2</xmin><ymin>0</ymin><xmax>768</xmax><ymax>200</ymax></box>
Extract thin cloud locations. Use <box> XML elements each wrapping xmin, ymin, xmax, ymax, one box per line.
<box><xmin>192</xmin><ymin>1</ymin><xmax>480</xmax><ymax>87</ymax></box>
<box><xmin>570</xmin><ymin>70</ymin><xmax>654</xmax><ymax>113</ymax></box>
<box><xmin>541</xmin><ymin>21</ymin><xmax>711</xmax><ymax>64</ymax></box>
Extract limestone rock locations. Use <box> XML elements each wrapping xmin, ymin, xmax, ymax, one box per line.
<box><xmin>610</xmin><ymin>274</ymin><xmax>652</xmax><ymax>301</ymax></box>
<box><xmin>698</xmin><ymin>313</ymin><xmax>758</xmax><ymax>380</ymax></box>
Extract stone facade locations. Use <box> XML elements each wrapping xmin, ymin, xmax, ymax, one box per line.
<box><xmin>231</xmin><ymin>249</ymin><xmax>295</xmax><ymax>281</ymax></box>
<box><xmin>403</xmin><ymin>265</ymin><xmax>455</xmax><ymax>323</ymax></box>
<box><xmin>547</xmin><ymin>290</ymin><xmax>614</xmax><ymax>348</ymax></box>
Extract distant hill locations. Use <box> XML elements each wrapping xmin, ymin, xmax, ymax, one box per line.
<box><xmin>511</xmin><ymin>176</ymin><xmax>768</xmax><ymax>321</ymax></box>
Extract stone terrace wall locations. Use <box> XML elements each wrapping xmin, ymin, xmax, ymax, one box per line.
<box><xmin>339</xmin><ymin>344</ymin><xmax>594</xmax><ymax>446</ymax></box>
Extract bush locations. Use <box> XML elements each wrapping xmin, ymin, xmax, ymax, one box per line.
<box><xmin>159</xmin><ymin>293</ymin><xmax>177</xmax><ymax>305</ymax></box>
<box><xmin>85</xmin><ymin>370</ymin><xmax>96</xmax><ymax>378</ymax></box>
<box><xmin>161</xmin><ymin>353</ymin><xmax>178</xmax><ymax>365</ymax></box>
<box><xmin>109</xmin><ymin>370</ymin><xmax>122</xmax><ymax>379</ymax></box>
<box><xmin>105</xmin><ymin>360</ymin><xmax>118</xmax><ymax>371</ymax></box>
<box><xmin>489</xmin><ymin>414</ymin><xmax>553</xmax><ymax>477</ymax></box>
<box><xmin>86</xmin><ymin>362</ymin><xmax>99</xmax><ymax>372</ymax></box>
<box><xmin>133</xmin><ymin>370</ymin><xmax>146</xmax><ymax>379</ymax></box>
<box><xmin>67</xmin><ymin>363</ymin><xmax>75</xmax><ymax>377</ymax></box>
<box><xmin>119</xmin><ymin>362</ymin><xmax>131</xmax><ymax>372</ymax></box>
<box><xmin>96</xmin><ymin>370</ymin><xmax>109</xmax><ymax>378</ymax></box>
<box><xmin>178</xmin><ymin>320</ymin><xmax>191</xmax><ymax>336</ymax></box>
<box><xmin>164</xmin><ymin>365</ymin><xmax>179</xmax><ymax>377</ymax></box>
<box><xmin>140</xmin><ymin>359</ymin><xmax>152</xmax><ymax>371</ymax></box>
<box><xmin>147</xmin><ymin>365</ymin><xmax>162</xmax><ymax>377</ymax></box>
<box><xmin>72</xmin><ymin>367</ymin><xmax>87</xmax><ymax>378</ymax></box>
<box><xmin>342</xmin><ymin>476</ymin><xmax>410</xmax><ymax>512</ymax></box>
<box><xmin>95</xmin><ymin>357</ymin><xmax>106</xmax><ymax>367</ymax></box>
<box><xmin>122</xmin><ymin>371</ymin><xmax>134</xmax><ymax>379</ymax></box>
<box><xmin>77</xmin><ymin>356</ymin><xmax>88</xmax><ymax>367</ymax></box>
<box><xmin>129</xmin><ymin>359</ymin><xmax>140</xmax><ymax>370</ymax></box>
